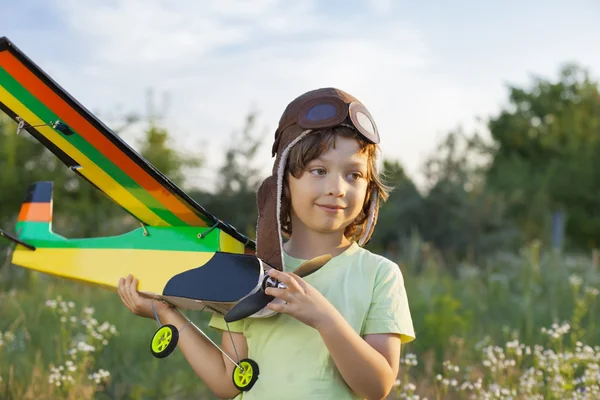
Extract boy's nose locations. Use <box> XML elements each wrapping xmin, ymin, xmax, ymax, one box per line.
<box><xmin>325</xmin><ymin>174</ymin><xmax>345</xmax><ymax>196</ymax></box>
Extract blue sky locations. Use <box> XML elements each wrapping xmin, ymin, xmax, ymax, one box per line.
<box><xmin>3</xmin><ymin>0</ymin><xmax>599</xmax><ymax>189</ymax></box>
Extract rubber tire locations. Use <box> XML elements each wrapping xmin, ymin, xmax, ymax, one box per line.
<box><xmin>232</xmin><ymin>358</ymin><xmax>260</xmax><ymax>391</ymax></box>
<box><xmin>150</xmin><ymin>324</ymin><xmax>179</xmax><ymax>359</ymax></box>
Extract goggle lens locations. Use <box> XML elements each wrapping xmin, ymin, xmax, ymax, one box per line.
<box><xmin>354</xmin><ymin>111</ymin><xmax>375</xmax><ymax>136</ymax></box>
<box><xmin>305</xmin><ymin>103</ymin><xmax>338</xmax><ymax>121</ymax></box>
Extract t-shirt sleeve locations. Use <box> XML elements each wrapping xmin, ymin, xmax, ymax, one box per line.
<box><xmin>208</xmin><ymin>313</ymin><xmax>245</xmax><ymax>333</ymax></box>
<box><xmin>362</xmin><ymin>261</ymin><xmax>415</xmax><ymax>343</ymax></box>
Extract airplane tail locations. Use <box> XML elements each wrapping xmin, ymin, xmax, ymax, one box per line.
<box><xmin>15</xmin><ymin>181</ymin><xmax>57</xmax><ymax>242</ymax></box>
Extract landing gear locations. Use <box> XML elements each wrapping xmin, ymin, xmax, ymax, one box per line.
<box><xmin>148</xmin><ymin>299</ymin><xmax>259</xmax><ymax>392</ymax></box>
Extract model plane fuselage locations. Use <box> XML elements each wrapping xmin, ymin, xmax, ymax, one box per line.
<box><xmin>11</xmin><ymin>181</ymin><xmax>266</xmax><ymax>317</ymax></box>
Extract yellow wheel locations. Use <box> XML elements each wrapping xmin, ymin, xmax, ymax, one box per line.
<box><xmin>232</xmin><ymin>358</ymin><xmax>259</xmax><ymax>391</ymax></box>
<box><xmin>150</xmin><ymin>324</ymin><xmax>179</xmax><ymax>358</ymax></box>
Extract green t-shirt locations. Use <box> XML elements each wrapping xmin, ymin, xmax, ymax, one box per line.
<box><xmin>209</xmin><ymin>242</ymin><xmax>415</xmax><ymax>399</ymax></box>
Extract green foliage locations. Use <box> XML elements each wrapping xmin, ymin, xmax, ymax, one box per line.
<box><xmin>394</xmin><ymin>257</ymin><xmax>600</xmax><ymax>399</ymax></box>
<box><xmin>0</xmin><ymin>274</ymin><xmax>220</xmax><ymax>400</ymax></box>
<box><xmin>485</xmin><ymin>63</ymin><xmax>600</xmax><ymax>248</ymax></box>
<box><xmin>369</xmin><ymin>160</ymin><xmax>425</xmax><ymax>255</ymax></box>
<box><xmin>422</xmin><ymin>292</ymin><xmax>473</xmax><ymax>363</ymax></box>
<box><xmin>372</xmin><ymin>130</ymin><xmax>519</xmax><ymax>267</ymax></box>
<box><xmin>1</xmin><ymin>236</ymin><xmax>598</xmax><ymax>399</ymax></box>
<box><xmin>137</xmin><ymin>123</ymin><xmax>202</xmax><ymax>187</ymax></box>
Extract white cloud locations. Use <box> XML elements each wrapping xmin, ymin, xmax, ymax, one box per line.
<box><xmin>9</xmin><ymin>0</ymin><xmax>597</xmax><ymax>192</ymax></box>
<box><xmin>38</xmin><ymin>0</ymin><xmax>455</xmax><ymax>190</ymax></box>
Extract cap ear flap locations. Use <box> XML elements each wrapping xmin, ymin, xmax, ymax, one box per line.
<box><xmin>255</xmin><ymin>175</ymin><xmax>283</xmax><ymax>270</ymax></box>
<box><xmin>272</xmin><ymin>131</ymin><xmax>282</xmax><ymax>157</ymax></box>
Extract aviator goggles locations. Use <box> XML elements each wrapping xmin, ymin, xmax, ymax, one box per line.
<box><xmin>277</xmin><ymin>96</ymin><xmax>380</xmax><ymax>145</ymax></box>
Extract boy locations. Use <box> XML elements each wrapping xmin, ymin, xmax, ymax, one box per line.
<box><xmin>118</xmin><ymin>87</ymin><xmax>415</xmax><ymax>399</ymax></box>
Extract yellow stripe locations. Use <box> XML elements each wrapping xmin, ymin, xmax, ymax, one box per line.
<box><xmin>12</xmin><ymin>246</ymin><xmax>215</xmax><ymax>295</ymax></box>
<box><xmin>219</xmin><ymin>230</ymin><xmax>245</xmax><ymax>254</ymax></box>
<box><xmin>0</xmin><ymin>86</ymin><xmax>169</xmax><ymax>226</ymax></box>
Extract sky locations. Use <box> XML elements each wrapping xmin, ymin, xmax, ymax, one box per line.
<box><xmin>2</xmin><ymin>0</ymin><xmax>599</xmax><ymax>190</ymax></box>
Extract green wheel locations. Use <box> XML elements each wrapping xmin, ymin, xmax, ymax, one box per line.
<box><xmin>232</xmin><ymin>358</ymin><xmax>259</xmax><ymax>391</ymax></box>
<box><xmin>150</xmin><ymin>324</ymin><xmax>179</xmax><ymax>358</ymax></box>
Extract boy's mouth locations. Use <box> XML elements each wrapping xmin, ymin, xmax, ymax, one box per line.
<box><xmin>316</xmin><ymin>204</ymin><xmax>345</xmax><ymax>213</ymax></box>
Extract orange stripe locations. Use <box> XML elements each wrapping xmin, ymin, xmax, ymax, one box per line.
<box><xmin>18</xmin><ymin>202</ymin><xmax>51</xmax><ymax>222</ymax></box>
<box><xmin>0</xmin><ymin>52</ymin><xmax>205</xmax><ymax>226</ymax></box>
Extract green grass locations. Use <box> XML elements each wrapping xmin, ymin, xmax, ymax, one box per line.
<box><xmin>0</xmin><ymin>242</ymin><xmax>598</xmax><ymax>399</ymax></box>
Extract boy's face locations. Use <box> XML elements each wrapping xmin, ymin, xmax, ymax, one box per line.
<box><xmin>287</xmin><ymin>135</ymin><xmax>369</xmax><ymax>240</ymax></box>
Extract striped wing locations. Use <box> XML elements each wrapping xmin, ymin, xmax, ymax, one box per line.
<box><xmin>0</xmin><ymin>37</ymin><xmax>255</xmax><ymax>252</ymax></box>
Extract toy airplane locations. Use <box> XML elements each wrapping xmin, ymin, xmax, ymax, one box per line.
<box><xmin>0</xmin><ymin>36</ymin><xmax>329</xmax><ymax>392</ymax></box>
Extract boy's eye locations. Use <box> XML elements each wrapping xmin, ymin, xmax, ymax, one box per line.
<box><xmin>348</xmin><ymin>172</ymin><xmax>363</xmax><ymax>180</ymax></box>
<box><xmin>310</xmin><ymin>168</ymin><xmax>326</xmax><ymax>176</ymax></box>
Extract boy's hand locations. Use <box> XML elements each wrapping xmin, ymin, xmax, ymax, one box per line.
<box><xmin>117</xmin><ymin>274</ymin><xmax>172</xmax><ymax>320</ymax></box>
<box><xmin>265</xmin><ymin>269</ymin><xmax>340</xmax><ymax>331</ymax></box>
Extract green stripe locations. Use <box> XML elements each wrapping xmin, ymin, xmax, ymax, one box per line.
<box><xmin>18</xmin><ymin>224</ymin><xmax>221</xmax><ymax>252</ymax></box>
<box><xmin>15</xmin><ymin>221</ymin><xmax>56</xmax><ymax>241</ymax></box>
<box><xmin>0</xmin><ymin>67</ymin><xmax>186</xmax><ymax>226</ymax></box>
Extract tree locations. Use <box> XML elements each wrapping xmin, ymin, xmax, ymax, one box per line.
<box><xmin>189</xmin><ymin>112</ymin><xmax>266</xmax><ymax>239</ymax></box>
<box><xmin>136</xmin><ymin>89</ymin><xmax>203</xmax><ymax>187</ymax></box>
<box><xmin>419</xmin><ymin>129</ymin><xmax>519</xmax><ymax>265</ymax></box>
<box><xmin>368</xmin><ymin>159</ymin><xmax>424</xmax><ymax>256</ymax></box>
<box><xmin>485</xmin><ymin>63</ymin><xmax>600</xmax><ymax>248</ymax></box>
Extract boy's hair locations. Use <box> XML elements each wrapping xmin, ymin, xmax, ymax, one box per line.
<box><xmin>280</xmin><ymin>126</ymin><xmax>391</xmax><ymax>242</ymax></box>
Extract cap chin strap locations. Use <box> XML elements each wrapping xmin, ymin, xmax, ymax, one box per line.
<box><xmin>358</xmin><ymin>191</ymin><xmax>378</xmax><ymax>246</ymax></box>
<box><xmin>275</xmin><ymin>129</ymin><xmax>313</xmax><ymax>268</ymax></box>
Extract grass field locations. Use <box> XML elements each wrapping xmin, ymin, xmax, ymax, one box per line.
<box><xmin>1</xmin><ymin>241</ymin><xmax>598</xmax><ymax>399</ymax></box>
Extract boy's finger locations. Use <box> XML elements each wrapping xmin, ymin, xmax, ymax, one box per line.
<box><xmin>117</xmin><ymin>277</ymin><xmax>128</xmax><ymax>300</ymax></box>
<box><xmin>288</xmin><ymin>273</ymin><xmax>307</xmax><ymax>290</ymax></box>
<box><xmin>126</xmin><ymin>276</ymin><xmax>136</xmax><ymax>292</ymax></box>
<box><xmin>268</xmin><ymin>269</ymin><xmax>302</xmax><ymax>292</ymax></box>
<box><xmin>265</xmin><ymin>287</ymin><xmax>293</xmax><ymax>302</ymax></box>
<box><xmin>128</xmin><ymin>278</ymin><xmax>142</xmax><ymax>303</ymax></box>
<box><xmin>118</xmin><ymin>291</ymin><xmax>132</xmax><ymax>310</ymax></box>
<box><xmin>121</xmin><ymin>283</ymin><xmax>135</xmax><ymax>308</ymax></box>
<box><xmin>267</xmin><ymin>300</ymin><xmax>288</xmax><ymax>313</ymax></box>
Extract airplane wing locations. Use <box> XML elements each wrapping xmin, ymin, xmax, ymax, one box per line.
<box><xmin>0</xmin><ymin>36</ymin><xmax>255</xmax><ymax>253</ymax></box>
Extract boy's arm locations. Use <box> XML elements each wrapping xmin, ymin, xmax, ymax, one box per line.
<box><xmin>118</xmin><ymin>275</ymin><xmax>245</xmax><ymax>399</ymax></box>
<box><xmin>157</xmin><ymin>307</ymin><xmax>246</xmax><ymax>400</ymax></box>
<box><xmin>264</xmin><ymin>268</ymin><xmax>406</xmax><ymax>400</ymax></box>
<box><xmin>317</xmin><ymin>314</ymin><xmax>401</xmax><ymax>400</ymax></box>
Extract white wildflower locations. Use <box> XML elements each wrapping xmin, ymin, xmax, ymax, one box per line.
<box><xmin>3</xmin><ymin>331</ymin><xmax>15</xmax><ymax>342</ymax></box>
<box><xmin>585</xmin><ymin>287</ymin><xmax>599</xmax><ymax>297</ymax></box>
<box><xmin>569</xmin><ymin>275</ymin><xmax>583</xmax><ymax>287</ymax></box>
